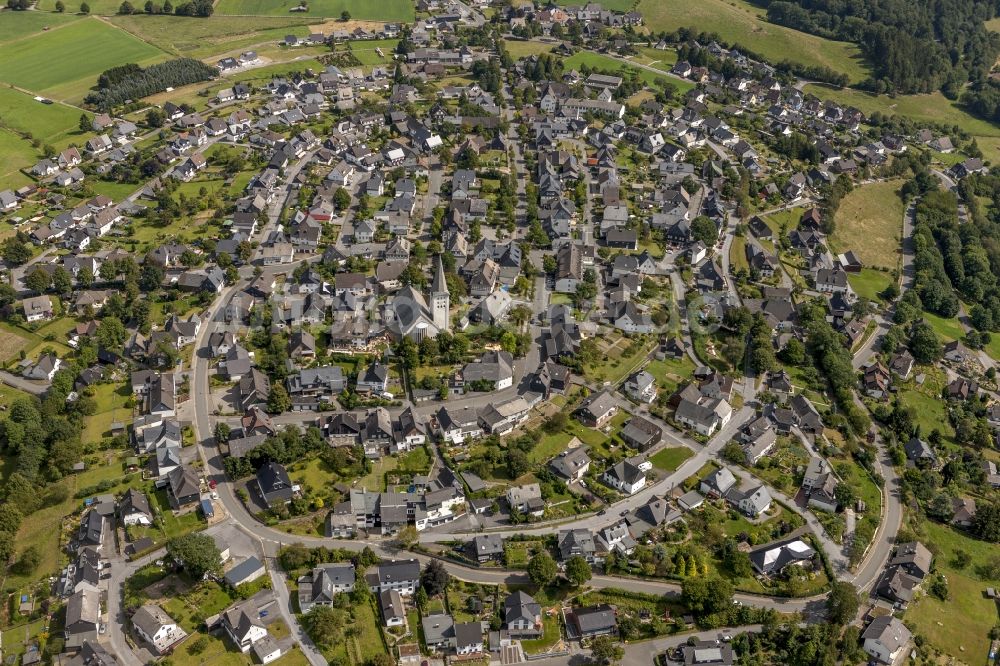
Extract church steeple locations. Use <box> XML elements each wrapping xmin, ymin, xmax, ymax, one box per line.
<box><xmin>431</xmin><ymin>255</ymin><xmax>450</xmax><ymax>332</ymax></box>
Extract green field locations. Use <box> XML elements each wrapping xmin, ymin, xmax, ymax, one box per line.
<box><xmin>108</xmin><ymin>14</ymin><xmax>315</xmax><ymax>58</ymax></box>
<box><xmin>847</xmin><ymin>268</ymin><xmax>893</xmax><ymax>302</ymax></box>
<box><xmin>906</xmin><ymin>518</ymin><xmax>1000</xmax><ymax>662</ymax></box>
<box><xmin>503</xmin><ymin>39</ymin><xmax>558</xmax><ymax>60</ymax></box>
<box><xmin>638</xmin><ymin>0</ymin><xmax>870</xmax><ymax>84</ymax></box>
<box><xmin>0</xmin><ymin>128</ymin><xmax>39</xmax><ymax>188</ymax></box>
<box><xmin>0</xmin><ymin>86</ymin><xmax>87</xmax><ymax>146</ymax></box>
<box><xmin>562</xmin><ymin>50</ymin><xmax>694</xmax><ymax>92</ymax></box>
<box><xmin>829</xmin><ymin>180</ymin><xmax>904</xmax><ymax>269</ymax></box>
<box><xmin>0</xmin><ymin>18</ymin><xmax>167</xmax><ymax>100</ymax></box>
<box><xmin>896</xmin><ymin>364</ymin><xmax>955</xmax><ymax>441</ymax></box>
<box><xmin>0</xmin><ymin>11</ymin><xmax>81</xmax><ymax>45</ymax></box>
<box><xmin>348</xmin><ymin>39</ymin><xmax>400</xmax><ymax>65</ymax></box>
<box><xmin>555</xmin><ymin>0</ymin><xmax>635</xmax><ymax>9</ymax></box>
<box><xmin>922</xmin><ymin>311</ymin><xmax>964</xmax><ymax>342</ymax></box>
<box><xmin>648</xmin><ymin>446</ymin><xmax>693</xmax><ymax>472</ymax></box>
<box><xmin>214</xmin><ymin>0</ymin><xmax>414</xmax><ymax>20</ymax></box>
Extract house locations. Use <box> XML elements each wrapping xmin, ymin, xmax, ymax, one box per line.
<box><xmin>224</xmin><ymin>556</ymin><xmax>266</xmax><ymax>588</ymax></box>
<box><xmin>888</xmin><ymin>541</ymin><xmax>932</xmax><ymax>580</ymax></box>
<box><xmin>558</xmin><ymin>528</ymin><xmax>598</xmax><ymax>563</ymax></box>
<box><xmin>118</xmin><ymin>488</ymin><xmax>152</xmax><ymax>526</ymax></box>
<box><xmin>297</xmin><ymin>563</ymin><xmax>356</xmax><ymax>611</ymax></box>
<box><xmin>256</xmin><ymin>461</ymin><xmax>294</xmax><ymax>508</ymax></box>
<box><xmin>568</xmin><ymin>605</ymin><xmax>617</xmax><ymax>638</ymax></box>
<box><xmin>460</xmin><ymin>351</ymin><xmax>514</xmax><ymax>390</ymax></box>
<box><xmin>366</xmin><ymin>559</ymin><xmax>421</xmax><ymax>596</ymax></box>
<box><xmin>861</xmin><ymin>616</ymin><xmax>911</xmax><ymax>665</ymax></box>
<box><xmin>680</xmin><ymin>640</ymin><xmax>734</xmax><ymax>666</ymax></box>
<box><xmin>64</xmin><ymin>589</ymin><xmax>100</xmax><ymax>642</ymax></box>
<box><xmin>22</xmin><ymin>295</ymin><xmax>54</xmax><ymax>322</ymax></box>
<box><xmin>903</xmin><ymin>437</ymin><xmax>938</xmax><ymax>469</ymax></box>
<box><xmin>619</xmin><ymin>415</ymin><xmax>661</xmax><ymax>451</ymax></box>
<box><xmin>952</xmin><ymin>497</ymin><xmax>977</xmax><ymax>527</ymax></box>
<box><xmin>549</xmin><ymin>446</ymin><xmax>591</xmax><ymax>482</ymax></box>
<box><xmin>504</xmin><ymin>591</ymin><xmax>542</xmax><ymax>637</ymax></box>
<box><xmin>623</xmin><ymin>370</ymin><xmax>657</xmax><ymax>404</ymax></box>
<box><xmin>943</xmin><ymin>340</ymin><xmax>970</xmax><ymax>364</ymax></box>
<box><xmin>601</xmin><ymin>460</ymin><xmax>646</xmax><ymax>495</ymax></box>
<box><xmin>675</xmin><ymin>392</ymin><xmax>732</xmax><ymax>436</ymax></box>
<box><xmin>700</xmin><ymin>467</ymin><xmax>736</xmax><ymax>498</ymax></box>
<box><xmin>506</xmin><ymin>484</ymin><xmax>544</xmax><ymax>516</ymax></box>
<box><xmin>748</xmin><ymin>537</ymin><xmax>815</xmax><ymax>576</ymax></box>
<box><xmin>889</xmin><ymin>350</ymin><xmax>914</xmax><ymax>380</ymax></box>
<box><xmin>251</xmin><ymin>635</ymin><xmax>283</xmax><ymax>665</ymax></box>
<box><xmin>221</xmin><ymin>599</ymin><xmax>268</xmax><ymax>652</ymax></box>
<box><xmin>466</xmin><ymin>534</ymin><xmax>504</xmax><ymax>563</ymax></box>
<box><xmin>166</xmin><ymin>465</ymin><xmax>201</xmax><ymax>509</ymax></box>
<box><xmin>379</xmin><ymin>589</ymin><xmax>406</xmax><ymax>627</ymax></box>
<box><xmin>575</xmin><ymin>389</ymin><xmax>618</xmax><ymax>427</ymax></box>
<box><xmin>875</xmin><ymin>565</ymin><xmax>922</xmax><ymax>606</ymax></box>
<box><xmin>422</xmin><ymin>614</ymin><xmax>456</xmax><ymax>652</ymax></box>
<box><xmin>729</xmin><ymin>484</ymin><xmax>772</xmax><ymax>517</ymax></box>
<box><xmin>132</xmin><ymin>605</ymin><xmax>186</xmax><ymax>654</ymax></box>
<box><xmin>357</xmin><ymin>362</ymin><xmax>389</xmax><ymax>394</ymax></box>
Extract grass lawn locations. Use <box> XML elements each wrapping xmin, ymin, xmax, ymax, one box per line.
<box><xmin>347</xmin><ymin>39</ymin><xmax>399</xmax><ymax>65</ymax></box>
<box><xmin>921</xmin><ymin>311</ymin><xmax>964</xmax><ymax>342</ymax></box>
<box><xmin>0</xmin><ymin>11</ymin><xmax>81</xmax><ymax>45</ymax></box>
<box><xmin>0</xmin><ymin>18</ymin><xmax>168</xmax><ymax>100</ymax></box>
<box><xmin>847</xmin><ymin>268</ymin><xmax>893</xmax><ymax>302</ymax></box>
<box><xmin>762</xmin><ymin>208</ymin><xmax>804</xmax><ymax>236</ymax></box>
<box><xmin>215</xmin><ymin>0</ymin><xmax>414</xmax><ymax>20</ymax></box>
<box><xmin>81</xmin><ymin>383</ymin><xmax>131</xmax><ymax>444</ymax></box>
<box><xmin>0</xmin><ymin>324</ymin><xmax>33</xmax><ymax>364</ymax></box>
<box><xmin>896</xmin><ymin>364</ymin><xmax>955</xmax><ymax>440</ymax></box>
<box><xmin>318</xmin><ymin>601</ymin><xmax>388</xmax><ymax>664</ymax></box>
<box><xmin>520</xmin><ymin>614</ymin><xmax>563</xmax><ymax>654</ymax></box>
<box><xmin>638</xmin><ymin>0</ymin><xmax>870</xmax><ymax>84</ymax></box>
<box><xmin>530</xmin><ymin>430</ymin><xmax>573</xmax><ymax>465</ymax></box>
<box><xmin>131</xmin><ymin>489</ymin><xmax>205</xmax><ymax>547</ymax></box>
<box><xmin>829</xmin><ymin>180</ymin><xmax>904</xmax><ymax>269</ymax></box>
<box><xmin>730</xmin><ymin>234</ymin><xmax>749</xmax><ymax>272</ymax></box>
<box><xmin>0</xmin><ymin>128</ymin><xmax>41</xmax><ymax>189</ymax></box>
<box><xmin>648</xmin><ymin>446</ymin><xmax>693</xmax><ymax>472</ymax></box>
<box><xmin>108</xmin><ymin>14</ymin><xmax>315</xmax><ymax>58</ymax></box>
<box><xmin>502</xmin><ymin>39</ymin><xmax>558</xmax><ymax>59</ymax></box>
<box><xmin>0</xmin><ymin>86</ymin><xmax>88</xmax><ymax>147</ymax></box>
<box><xmin>584</xmin><ymin>335</ymin><xmax>656</xmax><ymax>385</ymax></box>
<box><xmin>905</xmin><ymin>518</ymin><xmax>1000</xmax><ymax>662</ymax></box>
<box><xmin>161</xmin><ymin>580</ymin><xmax>235</xmax><ymax>632</ymax></box>
<box><xmin>358</xmin><ymin>457</ymin><xmax>399</xmax><ymax>491</ymax></box>
<box><xmin>562</xmin><ymin>50</ymin><xmax>694</xmax><ymax>92</ymax></box>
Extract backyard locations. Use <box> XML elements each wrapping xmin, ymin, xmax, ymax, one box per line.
<box><xmin>830</xmin><ymin>180</ymin><xmax>904</xmax><ymax>270</ymax></box>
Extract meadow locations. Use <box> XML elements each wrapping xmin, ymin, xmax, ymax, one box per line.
<box><xmin>215</xmin><ymin>0</ymin><xmax>414</xmax><ymax>21</ymax></box>
<box><xmin>0</xmin><ymin>18</ymin><xmax>168</xmax><ymax>100</ymax></box>
<box><xmin>0</xmin><ymin>11</ymin><xmax>80</xmax><ymax>45</ymax></box>
<box><xmin>0</xmin><ymin>129</ymin><xmax>39</xmax><ymax>188</ymax></box>
<box><xmin>0</xmin><ymin>86</ymin><xmax>87</xmax><ymax>147</ymax></box>
<box><xmin>829</xmin><ymin>179</ymin><xmax>904</xmax><ymax>269</ymax></box>
<box><xmin>108</xmin><ymin>14</ymin><xmax>316</xmax><ymax>58</ymax></box>
<box><xmin>562</xmin><ymin>50</ymin><xmax>694</xmax><ymax>92</ymax></box>
<box><xmin>637</xmin><ymin>0</ymin><xmax>870</xmax><ymax>84</ymax></box>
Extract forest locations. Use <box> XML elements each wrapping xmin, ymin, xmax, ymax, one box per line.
<box><xmin>85</xmin><ymin>58</ymin><xmax>217</xmax><ymax>111</ymax></box>
<box><xmin>762</xmin><ymin>0</ymin><xmax>1000</xmax><ymax>95</ymax></box>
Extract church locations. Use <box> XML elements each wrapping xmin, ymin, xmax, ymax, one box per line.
<box><xmin>383</xmin><ymin>255</ymin><xmax>451</xmax><ymax>341</ymax></box>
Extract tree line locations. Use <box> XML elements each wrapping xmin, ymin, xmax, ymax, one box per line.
<box><xmin>85</xmin><ymin>58</ymin><xmax>217</xmax><ymax>112</ymax></box>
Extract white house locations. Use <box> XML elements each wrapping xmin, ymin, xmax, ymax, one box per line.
<box><xmin>862</xmin><ymin>616</ymin><xmax>911</xmax><ymax>665</ymax></box>
<box><xmin>132</xmin><ymin>605</ymin><xmax>186</xmax><ymax>654</ymax></box>
<box><xmin>601</xmin><ymin>460</ymin><xmax>646</xmax><ymax>495</ymax></box>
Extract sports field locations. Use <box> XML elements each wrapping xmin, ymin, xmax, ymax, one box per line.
<box><xmin>214</xmin><ymin>0</ymin><xmax>414</xmax><ymax>21</ymax></box>
<box><xmin>830</xmin><ymin>179</ymin><xmax>904</xmax><ymax>269</ymax></box>
<box><xmin>638</xmin><ymin>0</ymin><xmax>870</xmax><ymax>84</ymax></box>
<box><xmin>0</xmin><ymin>18</ymin><xmax>167</xmax><ymax>100</ymax></box>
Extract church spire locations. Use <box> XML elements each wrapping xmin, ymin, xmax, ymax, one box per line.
<box><xmin>432</xmin><ymin>254</ymin><xmax>448</xmax><ymax>294</ymax></box>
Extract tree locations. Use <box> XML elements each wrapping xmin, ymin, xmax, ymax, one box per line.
<box><xmin>333</xmin><ymin>187</ymin><xmax>351</xmax><ymax>211</ymax></box>
<box><xmin>396</xmin><ymin>525</ymin><xmax>418</xmax><ymax>549</ymax></box>
<box><xmin>527</xmin><ymin>552</ymin><xmax>558</xmax><ymax>587</ymax></box>
<box><xmin>420</xmin><ymin>559</ymin><xmax>450</xmax><ymax>596</ymax></box>
<box><xmin>833</xmin><ymin>482</ymin><xmax>857</xmax><ymax>509</ymax></box>
<box><xmin>96</xmin><ymin>316</ymin><xmax>127</xmax><ymax>351</ymax></box>
<box><xmin>2</xmin><ymin>238</ymin><xmax>32</xmax><ymax>265</ymax></box>
<box><xmin>589</xmin><ymin>636</ymin><xmax>623</xmax><ymax>665</ymax></box>
<box><xmin>681</xmin><ymin>576</ymin><xmax>732</xmax><ymax>615</ymax></box>
<box><xmin>302</xmin><ymin>606</ymin><xmax>348</xmax><ymax>647</ymax></box>
<box><xmin>340</xmin><ymin>9</ymin><xmax>350</xmax><ymax>19</ymax></box>
<box><xmin>52</xmin><ymin>266</ymin><xmax>72</xmax><ymax>295</ymax></box>
<box><xmin>826</xmin><ymin>581</ymin><xmax>860</xmax><ymax>625</ymax></box>
<box><xmin>12</xmin><ymin>545</ymin><xmax>40</xmax><ymax>574</ymax></box>
<box><xmin>55</xmin><ymin>0</ymin><xmax>65</xmax><ymax>10</ymax></box>
<box><xmin>972</xmin><ymin>502</ymin><xmax>1000</xmax><ymax>542</ymax></box>
<box><xmin>565</xmin><ymin>555</ymin><xmax>592</xmax><ymax>586</ymax></box>
<box><xmin>214</xmin><ymin>422</ymin><xmax>231</xmax><ymax>443</ymax></box>
<box><xmin>145</xmin><ymin>108</ymin><xmax>165</xmax><ymax>128</ymax></box>
<box><xmin>690</xmin><ymin>216</ymin><xmax>718</xmax><ymax>246</ymax></box>
<box><xmin>79</xmin><ymin>113</ymin><xmax>91</xmax><ymax>132</ymax></box>
<box><xmin>167</xmin><ymin>533</ymin><xmax>222</xmax><ymax>578</ymax></box>
<box><xmin>25</xmin><ymin>268</ymin><xmax>51</xmax><ymax>294</ymax></box>
<box><xmin>909</xmin><ymin>320</ymin><xmax>941</xmax><ymax>364</ymax></box>
<box><xmin>267</xmin><ymin>383</ymin><xmax>292</xmax><ymax>414</ymax></box>
<box><xmin>119</xmin><ymin>0</ymin><xmax>134</xmax><ymax>12</ymax></box>
<box><xmin>80</xmin><ymin>1</ymin><xmax>90</xmax><ymax>12</ymax></box>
